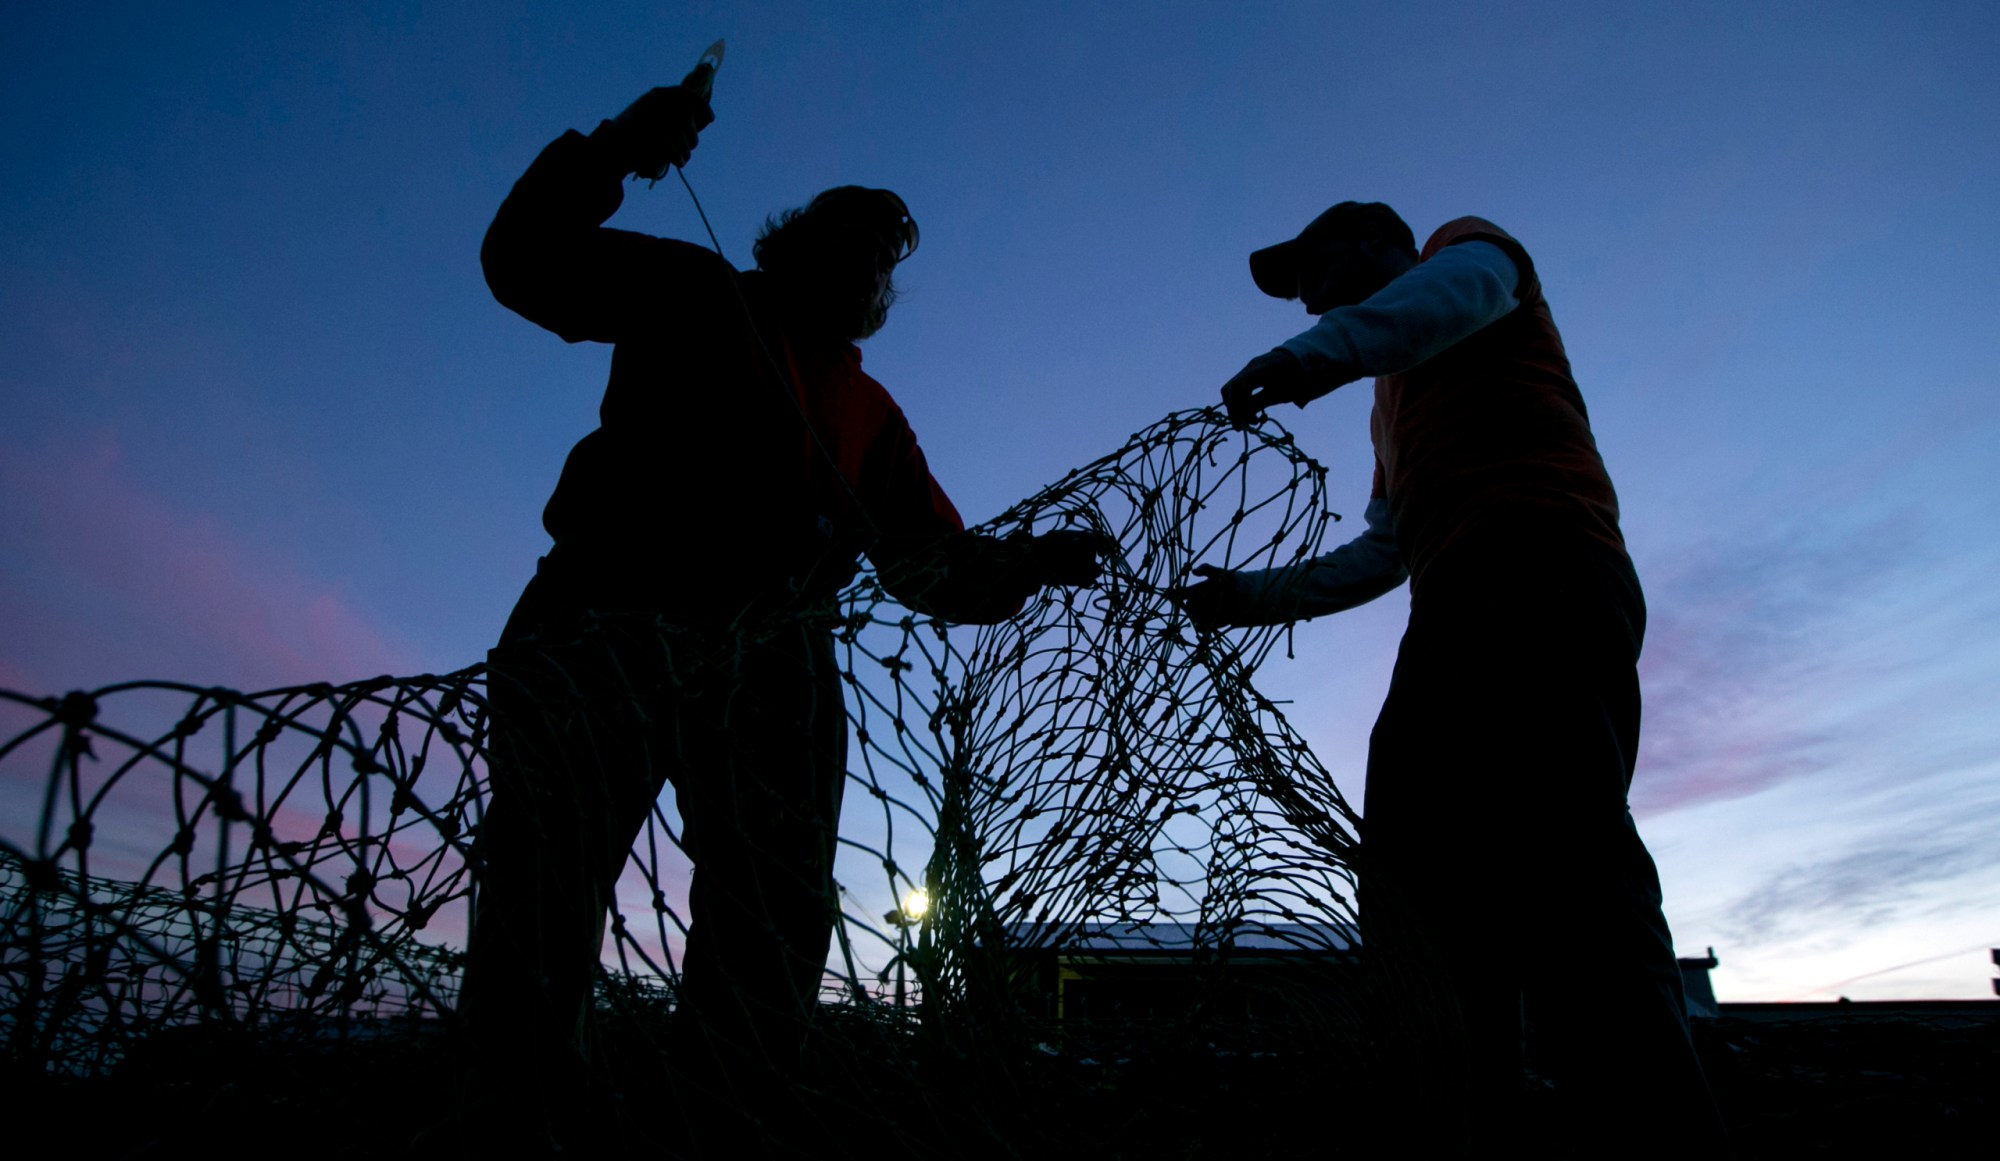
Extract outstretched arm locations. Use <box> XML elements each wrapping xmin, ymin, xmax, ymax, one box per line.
<box><xmin>855</xmin><ymin>399</ymin><xmax>1111</xmax><ymax>624</ymax></box>
<box><xmin>875</xmin><ymin>529</ymin><xmax>1108</xmax><ymax>625</ymax></box>
<box><xmin>1177</xmin><ymin>495</ymin><xmax>1406</xmax><ymax>628</ymax></box>
<box><xmin>1222</xmin><ymin>240</ymin><xmax>1522</xmax><ymax>427</ymax></box>
<box><xmin>481</xmin><ymin>86</ymin><xmax>717</xmax><ymax>344</ymax></box>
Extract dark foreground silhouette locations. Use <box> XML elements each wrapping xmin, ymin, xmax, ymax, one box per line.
<box><xmin>21</xmin><ymin>1000</ymin><xmax>1996</xmax><ymax>1159</ymax></box>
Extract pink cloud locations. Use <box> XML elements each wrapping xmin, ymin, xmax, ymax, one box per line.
<box><xmin>0</xmin><ymin>656</ymin><xmax>38</xmax><ymax>694</ymax></box>
<box><xmin>1</xmin><ymin>428</ymin><xmax>418</xmax><ymax>692</ymax></box>
<box><xmin>1627</xmin><ymin>508</ymin><xmax>1924</xmax><ymax>816</ymax></box>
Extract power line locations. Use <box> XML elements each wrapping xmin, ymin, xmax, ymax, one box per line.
<box><xmin>1783</xmin><ymin>938</ymin><xmax>2000</xmax><ymax>999</ymax></box>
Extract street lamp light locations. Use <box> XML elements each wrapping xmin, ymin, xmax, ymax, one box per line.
<box><xmin>884</xmin><ymin>887</ymin><xmax>931</xmax><ymax>1009</ymax></box>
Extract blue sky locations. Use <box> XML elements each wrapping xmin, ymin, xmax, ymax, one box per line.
<box><xmin>2</xmin><ymin>1</ymin><xmax>1996</xmax><ymax>999</ymax></box>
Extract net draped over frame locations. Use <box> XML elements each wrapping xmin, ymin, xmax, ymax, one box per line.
<box><xmin>1</xmin><ymin>410</ymin><xmax>1369</xmax><ymax>1091</ymax></box>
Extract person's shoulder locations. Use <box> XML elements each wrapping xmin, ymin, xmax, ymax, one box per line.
<box><xmin>1420</xmin><ymin>216</ymin><xmax>1519</xmax><ymax>261</ymax></box>
<box><xmin>1421</xmin><ymin>217</ymin><xmax>1539</xmax><ymax>299</ymax></box>
<box><xmin>846</xmin><ymin>356</ymin><xmax>904</xmax><ymax>415</ymax></box>
<box><xmin>654</xmin><ymin>236</ymin><xmax>738</xmax><ymax>275</ymax></box>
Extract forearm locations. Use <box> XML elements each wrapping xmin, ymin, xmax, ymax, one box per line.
<box><xmin>1215</xmin><ymin>496</ymin><xmax>1407</xmax><ymax>625</ymax></box>
<box><xmin>1281</xmin><ymin>240</ymin><xmax>1521</xmax><ymax>383</ymax></box>
<box><xmin>874</xmin><ymin>532</ymin><xmax>1035</xmax><ymax>625</ymax></box>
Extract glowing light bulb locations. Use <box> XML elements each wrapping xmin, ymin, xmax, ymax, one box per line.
<box><xmin>902</xmin><ymin>888</ymin><xmax>931</xmax><ymax>921</ymax></box>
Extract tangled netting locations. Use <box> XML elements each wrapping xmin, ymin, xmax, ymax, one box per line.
<box><xmin>1</xmin><ymin>409</ymin><xmax>1374</xmax><ymax>1148</ymax></box>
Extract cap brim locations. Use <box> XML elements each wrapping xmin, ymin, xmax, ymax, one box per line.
<box><xmin>1249</xmin><ymin>241</ymin><xmax>1300</xmax><ymax>299</ymax></box>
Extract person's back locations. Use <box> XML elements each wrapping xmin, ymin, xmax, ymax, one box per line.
<box><xmin>1370</xmin><ymin>217</ymin><xmax>1624</xmax><ymax>584</ymax></box>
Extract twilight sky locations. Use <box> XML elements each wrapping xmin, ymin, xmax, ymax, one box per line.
<box><xmin>3</xmin><ymin>1</ymin><xmax>1996</xmax><ymax>1001</ymax></box>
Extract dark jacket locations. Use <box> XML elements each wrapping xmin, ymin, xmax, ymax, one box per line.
<box><xmin>485</xmin><ymin>130</ymin><xmax>1027</xmax><ymax>623</ymax></box>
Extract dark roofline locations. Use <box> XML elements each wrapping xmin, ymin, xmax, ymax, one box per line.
<box><xmin>1712</xmin><ymin>999</ymin><xmax>1999</xmax><ymax>1025</ymax></box>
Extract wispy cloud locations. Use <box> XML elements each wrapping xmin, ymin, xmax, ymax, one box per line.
<box><xmin>0</xmin><ymin>429</ymin><xmax>418</xmax><ymax>693</ymax></box>
<box><xmin>1650</xmin><ymin>736</ymin><xmax>2000</xmax><ymax>999</ymax></box>
<box><xmin>1632</xmin><ymin>506</ymin><xmax>1947</xmax><ymax>814</ymax></box>
<box><xmin>1723</xmin><ymin>807</ymin><xmax>1998</xmax><ymax>946</ymax></box>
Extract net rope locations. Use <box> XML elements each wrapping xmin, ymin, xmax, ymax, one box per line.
<box><xmin>1</xmin><ymin>407</ymin><xmax>1373</xmax><ymax>1151</ymax></box>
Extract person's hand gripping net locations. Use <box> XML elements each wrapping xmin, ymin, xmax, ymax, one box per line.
<box><xmin>1169</xmin><ymin>563</ymin><xmax>1237</xmax><ymax>631</ymax></box>
<box><xmin>1220</xmin><ymin>348</ymin><xmax>1313</xmax><ymax>430</ymax></box>
<box><xmin>1028</xmin><ymin>528</ymin><xmax>1116</xmax><ymax>587</ymax></box>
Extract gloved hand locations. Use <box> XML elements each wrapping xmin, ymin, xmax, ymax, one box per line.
<box><xmin>1169</xmin><ymin>563</ymin><xmax>1237</xmax><ymax>629</ymax></box>
<box><xmin>1028</xmin><ymin>529</ymin><xmax>1114</xmax><ymax>587</ymax></box>
<box><xmin>1220</xmin><ymin>347</ymin><xmax>1312</xmax><ymax>429</ymax></box>
<box><xmin>601</xmin><ymin>83</ymin><xmax>715</xmax><ymax>180</ymax></box>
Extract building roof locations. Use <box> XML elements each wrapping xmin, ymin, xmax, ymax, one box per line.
<box><xmin>1003</xmin><ymin>920</ymin><xmax>1359</xmax><ymax>956</ymax></box>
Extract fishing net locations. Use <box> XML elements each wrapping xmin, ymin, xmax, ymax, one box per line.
<box><xmin>1</xmin><ymin>408</ymin><xmax>1375</xmax><ymax>1155</ymax></box>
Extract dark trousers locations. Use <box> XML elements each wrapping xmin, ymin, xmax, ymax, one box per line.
<box><xmin>1359</xmin><ymin>524</ymin><xmax>1727</xmax><ymax>1156</ymax></box>
<box><xmin>457</xmin><ymin>567</ymin><xmax>848</xmax><ymax>1118</ymax></box>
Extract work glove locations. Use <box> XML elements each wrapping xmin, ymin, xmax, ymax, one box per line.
<box><xmin>601</xmin><ymin>83</ymin><xmax>715</xmax><ymax>181</ymax></box>
<box><xmin>1220</xmin><ymin>347</ymin><xmax>1313</xmax><ymax>429</ymax></box>
<box><xmin>1025</xmin><ymin>529</ymin><xmax>1114</xmax><ymax>587</ymax></box>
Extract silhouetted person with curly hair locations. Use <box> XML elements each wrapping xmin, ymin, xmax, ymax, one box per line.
<box><xmin>457</xmin><ymin>79</ymin><xmax>1104</xmax><ymax>1152</ymax></box>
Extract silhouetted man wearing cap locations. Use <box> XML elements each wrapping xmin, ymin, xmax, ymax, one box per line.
<box><xmin>1181</xmin><ymin>203</ymin><xmax>1727</xmax><ymax>1155</ymax></box>
<box><xmin>458</xmin><ymin>80</ymin><xmax>1104</xmax><ymax>1148</ymax></box>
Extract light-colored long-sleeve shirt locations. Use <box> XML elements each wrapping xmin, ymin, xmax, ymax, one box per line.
<box><xmin>1218</xmin><ymin>240</ymin><xmax>1523</xmax><ymax>623</ymax></box>
<box><xmin>1210</xmin><ymin>495</ymin><xmax>1407</xmax><ymax>626</ymax></box>
<box><xmin>1280</xmin><ymin>239</ymin><xmax>1520</xmax><ymax>382</ymax></box>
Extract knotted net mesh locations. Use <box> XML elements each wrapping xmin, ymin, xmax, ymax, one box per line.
<box><xmin>1</xmin><ymin>409</ymin><xmax>1383</xmax><ymax>1155</ymax></box>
